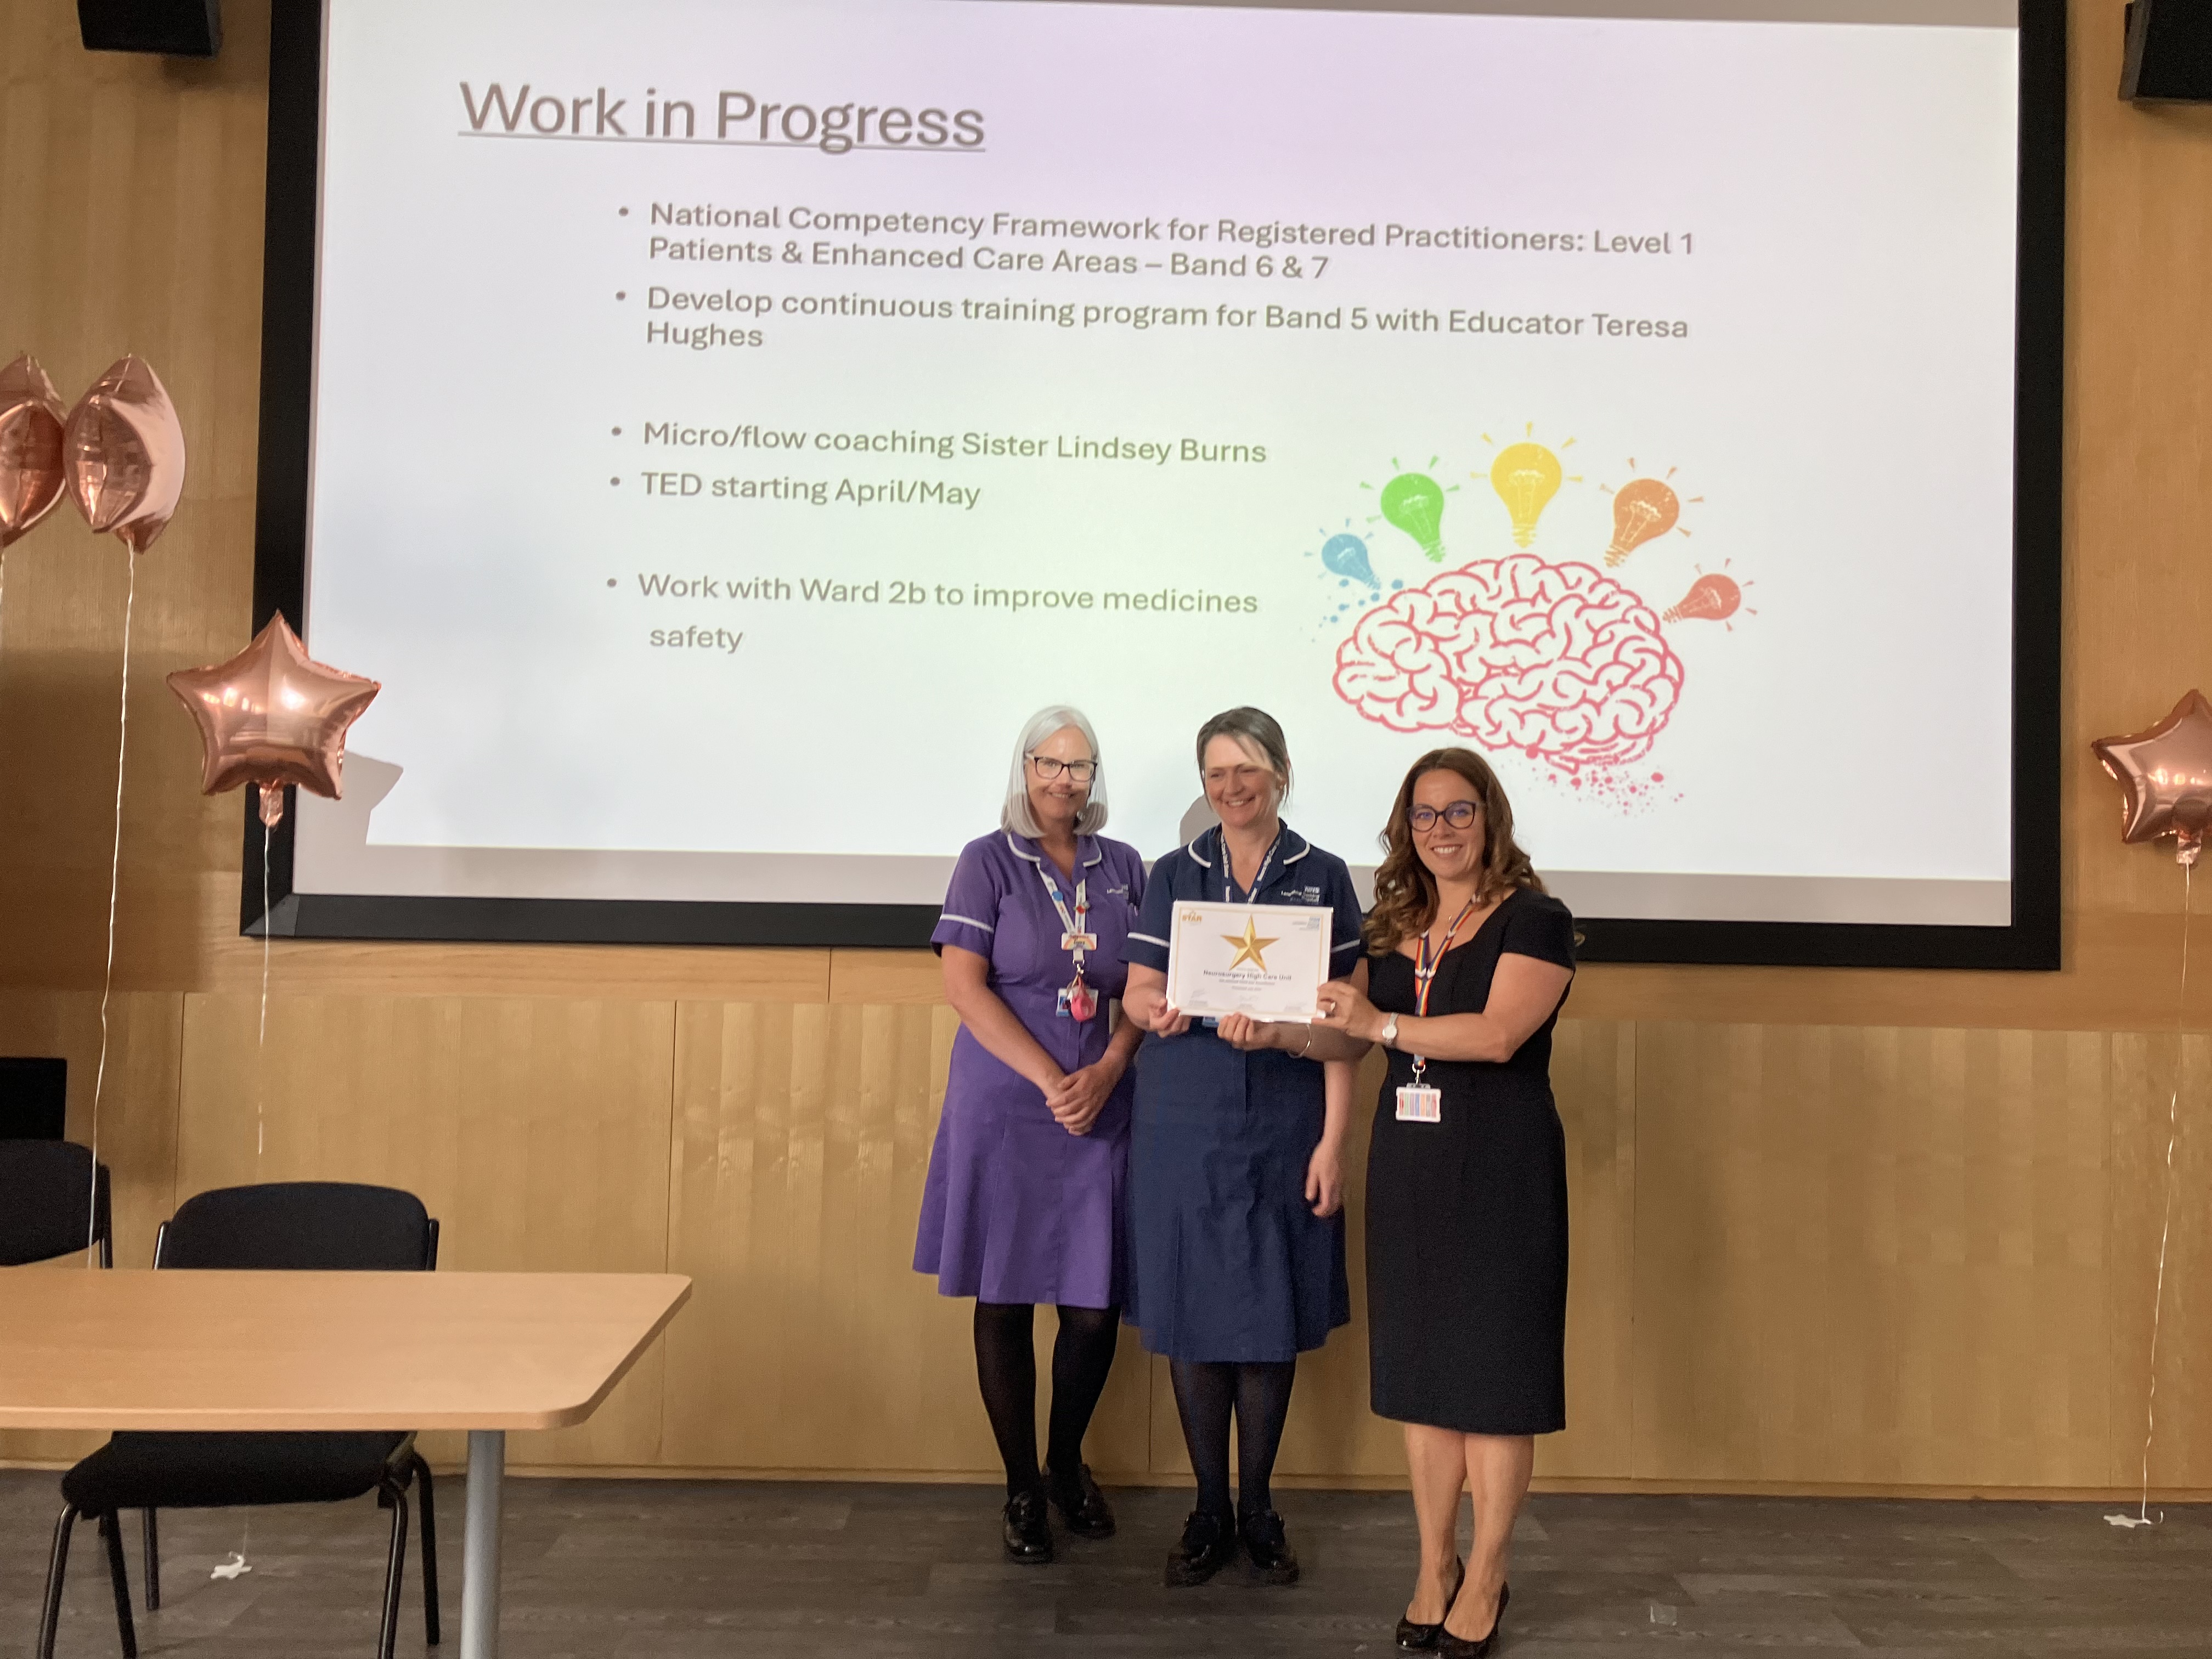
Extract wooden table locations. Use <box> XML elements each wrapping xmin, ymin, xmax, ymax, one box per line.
<box><xmin>0</xmin><ymin>1269</ymin><xmax>690</xmax><ymax>1659</ymax></box>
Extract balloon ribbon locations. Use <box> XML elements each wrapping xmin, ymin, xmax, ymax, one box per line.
<box><xmin>86</xmin><ymin>557</ymin><xmax>135</xmax><ymax>1262</ymax></box>
<box><xmin>2108</xmin><ymin>860</ymin><xmax>2191</xmax><ymax>1530</ymax></box>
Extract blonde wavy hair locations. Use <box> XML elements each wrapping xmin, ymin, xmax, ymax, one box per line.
<box><xmin>1363</xmin><ymin>748</ymin><xmax>1544</xmax><ymax>956</ymax></box>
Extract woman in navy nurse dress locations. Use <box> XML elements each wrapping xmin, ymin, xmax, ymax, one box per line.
<box><xmin>1119</xmin><ymin>707</ymin><xmax>1369</xmax><ymax>1588</ymax></box>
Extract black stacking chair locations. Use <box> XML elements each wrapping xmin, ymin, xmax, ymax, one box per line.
<box><xmin>0</xmin><ymin>1139</ymin><xmax>112</xmax><ymax>1267</ymax></box>
<box><xmin>36</xmin><ymin>1182</ymin><xmax>443</xmax><ymax>1659</ymax></box>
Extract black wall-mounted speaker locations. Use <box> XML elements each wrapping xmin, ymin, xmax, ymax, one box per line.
<box><xmin>78</xmin><ymin>0</ymin><xmax>222</xmax><ymax>56</ymax></box>
<box><xmin>2124</xmin><ymin>0</ymin><xmax>2212</xmax><ymax>101</ymax></box>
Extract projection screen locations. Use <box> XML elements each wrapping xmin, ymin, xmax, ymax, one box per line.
<box><xmin>248</xmin><ymin>0</ymin><xmax>2064</xmax><ymax>966</ymax></box>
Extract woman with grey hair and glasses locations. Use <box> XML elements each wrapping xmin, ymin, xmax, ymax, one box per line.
<box><xmin>1120</xmin><ymin>707</ymin><xmax>1370</xmax><ymax>1587</ymax></box>
<box><xmin>914</xmin><ymin>706</ymin><xmax>1149</xmax><ymax>1565</ymax></box>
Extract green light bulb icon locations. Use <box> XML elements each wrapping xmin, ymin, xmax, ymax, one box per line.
<box><xmin>1380</xmin><ymin>472</ymin><xmax>1447</xmax><ymax>563</ymax></box>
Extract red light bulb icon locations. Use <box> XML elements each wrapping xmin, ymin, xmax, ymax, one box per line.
<box><xmin>1604</xmin><ymin>478</ymin><xmax>1680</xmax><ymax>567</ymax></box>
<box><xmin>1662</xmin><ymin>572</ymin><xmax>1742</xmax><ymax>625</ymax></box>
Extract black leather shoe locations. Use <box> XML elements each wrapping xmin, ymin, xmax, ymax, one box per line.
<box><xmin>1164</xmin><ymin>1508</ymin><xmax>1239</xmax><ymax>1587</ymax></box>
<box><xmin>1239</xmin><ymin>1508</ymin><xmax>1300</xmax><ymax>1585</ymax></box>
<box><xmin>1396</xmin><ymin>1556</ymin><xmax>1464</xmax><ymax>1651</ymax></box>
<box><xmin>1001</xmin><ymin>1488</ymin><xmax>1054</xmax><ymax>1565</ymax></box>
<box><xmin>1436</xmin><ymin>1579</ymin><xmax>1509</xmax><ymax>1658</ymax></box>
<box><xmin>1045</xmin><ymin>1462</ymin><xmax>1116</xmax><ymax>1539</ymax></box>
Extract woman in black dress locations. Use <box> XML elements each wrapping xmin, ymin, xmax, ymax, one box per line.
<box><xmin>1313</xmin><ymin>748</ymin><xmax>1575</xmax><ymax>1658</ymax></box>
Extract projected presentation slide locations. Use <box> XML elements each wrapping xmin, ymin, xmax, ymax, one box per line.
<box><xmin>286</xmin><ymin>0</ymin><xmax>2037</xmax><ymax>945</ymax></box>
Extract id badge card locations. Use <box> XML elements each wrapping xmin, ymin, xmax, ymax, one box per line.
<box><xmin>1395</xmin><ymin>1085</ymin><xmax>1442</xmax><ymax>1123</ymax></box>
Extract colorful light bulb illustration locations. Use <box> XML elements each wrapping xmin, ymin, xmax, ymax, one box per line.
<box><xmin>1662</xmin><ymin>571</ymin><xmax>1742</xmax><ymax>624</ymax></box>
<box><xmin>1489</xmin><ymin>442</ymin><xmax>1563</xmax><ymax>547</ymax></box>
<box><xmin>1321</xmin><ymin>532</ymin><xmax>1379</xmax><ymax>589</ymax></box>
<box><xmin>1605</xmin><ymin>477</ymin><xmax>1681</xmax><ymax>567</ymax></box>
<box><xmin>1379</xmin><ymin>472</ymin><xmax>1448</xmax><ymax>562</ymax></box>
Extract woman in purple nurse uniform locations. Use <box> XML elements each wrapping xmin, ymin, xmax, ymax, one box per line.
<box><xmin>914</xmin><ymin>705</ymin><xmax>1148</xmax><ymax>1564</ymax></box>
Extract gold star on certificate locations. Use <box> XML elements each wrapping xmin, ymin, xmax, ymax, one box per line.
<box><xmin>1222</xmin><ymin>917</ymin><xmax>1279</xmax><ymax>971</ymax></box>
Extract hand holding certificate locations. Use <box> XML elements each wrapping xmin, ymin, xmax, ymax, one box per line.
<box><xmin>1164</xmin><ymin>901</ymin><xmax>1331</xmax><ymax>1023</ymax></box>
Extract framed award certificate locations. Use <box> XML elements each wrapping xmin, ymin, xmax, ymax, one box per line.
<box><xmin>1164</xmin><ymin>902</ymin><xmax>1333</xmax><ymax>1023</ymax></box>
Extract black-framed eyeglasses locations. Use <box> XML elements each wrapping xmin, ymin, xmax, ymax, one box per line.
<box><xmin>1409</xmin><ymin>802</ymin><xmax>1480</xmax><ymax>832</ymax></box>
<box><xmin>1029</xmin><ymin>754</ymin><xmax>1098</xmax><ymax>783</ymax></box>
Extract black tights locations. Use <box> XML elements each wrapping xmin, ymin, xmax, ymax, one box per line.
<box><xmin>1169</xmin><ymin>1358</ymin><xmax>1297</xmax><ymax>1519</ymax></box>
<box><xmin>973</xmin><ymin>1301</ymin><xmax>1121</xmax><ymax>1497</ymax></box>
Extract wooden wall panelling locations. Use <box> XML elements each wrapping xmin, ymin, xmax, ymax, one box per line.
<box><xmin>0</xmin><ymin>0</ymin><xmax>272</xmax><ymax>995</ymax></box>
<box><xmin>0</xmin><ymin>988</ymin><xmax>182</xmax><ymax>1465</ymax></box>
<box><xmin>2064</xmin><ymin>7</ymin><xmax>2212</xmax><ymax>929</ymax></box>
<box><xmin>192</xmin><ymin>940</ymin><xmax>836</xmax><ymax>1006</ymax></box>
<box><xmin>174</xmin><ymin>993</ymin><xmax>678</xmax><ymax>1469</ymax></box>
<box><xmin>2104</xmin><ymin>1033</ymin><xmax>2212</xmax><ymax>1492</ymax></box>
<box><xmin>1631</xmin><ymin>1025</ymin><xmax>2119</xmax><ymax>1490</ymax></box>
<box><xmin>1541</xmin><ymin>1019</ymin><xmax>1638</xmax><ymax>1480</ymax></box>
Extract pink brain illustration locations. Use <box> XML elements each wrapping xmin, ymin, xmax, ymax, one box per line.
<box><xmin>1334</xmin><ymin>554</ymin><xmax>1685</xmax><ymax>774</ymax></box>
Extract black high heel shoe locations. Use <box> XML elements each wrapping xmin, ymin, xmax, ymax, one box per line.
<box><xmin>1435</xmin><ymin>1579</ymin><xmax>1508</xmax><ymax>1658</ymax></box>
<box><xmin>1395</xmin><ymin>1556</ymin><xmax>1464</xmax><ymax>1652</ymax></box>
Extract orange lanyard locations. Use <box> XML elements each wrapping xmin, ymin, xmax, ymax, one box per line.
<box><xmin>1413</xmin><ymin>898</ymin><xmax>1481</xmax><ymax>1018</ymax></box>
<box><xmin>1409</xmin><ymin>897</ymin><xmax>1481</xmax><ymax>1081</ymax></box>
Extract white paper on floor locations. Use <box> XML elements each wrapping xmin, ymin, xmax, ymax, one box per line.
<box><xmin>210</xmin><ymin>1553</ymin><xmax>252</xmax><ymax>1580</ymax></box>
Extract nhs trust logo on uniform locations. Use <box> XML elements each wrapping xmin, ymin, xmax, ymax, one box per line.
<box><xmin>1293</xmin><ymin>885</ymin><xmax>1323</xmax><ymax>902</ymax></box>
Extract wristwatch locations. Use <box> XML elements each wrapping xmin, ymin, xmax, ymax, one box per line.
<box><xmin>1379</xmin><ymin>1015</ymin><xmax>1399</xmax><ymax>1049</ymax></box>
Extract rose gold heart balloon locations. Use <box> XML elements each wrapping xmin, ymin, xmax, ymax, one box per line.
<box><xmin>64</xmin><ymin>356</ymin><xmax>186</xmax><ymax>554</ymax></box>
<box><xmin>0</xmin><ymin>354</ymin><xmax>67</xmax><ymax>548</ymax></box>
<box><xmin>167</xmin><ymin>613</ymin><xmax>381</xmax><ymax>827</ymax></box>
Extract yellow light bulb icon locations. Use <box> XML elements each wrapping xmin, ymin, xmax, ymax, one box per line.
<box><xmin>1488</xmin><ymin>443</ymin><xmax>1564</xmax><ymax>548</ymax></box>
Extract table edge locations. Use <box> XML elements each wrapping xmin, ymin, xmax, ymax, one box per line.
<box><xmin>0</xmin><ymin>1274</ymin><xmax>693</xmax><ymax>1432</ymax></box>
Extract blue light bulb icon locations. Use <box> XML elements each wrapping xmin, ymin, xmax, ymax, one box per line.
<box><xmin>1321</xmin><ymin>533</ymin><xmax>1378</xmax><ymax>590</ymax></box>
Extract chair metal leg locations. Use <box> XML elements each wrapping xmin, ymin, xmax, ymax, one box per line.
<box><xmin>379</xmin><ymin>1483</ymin><xmax>411</xmax><ymax>1659</ymax></box>
<box><xmin>413</xmin><ymin>1453</ymin><xmax>442</xmax><ymax>1646</ymax></box>
<box><xmin>142</xmin><ymin>1508</ymin><xmax>161</xmax><ymax>1609</ymax></box>
<box><xmin>99</xmin><ymin>1510</ymin><xmax>139</xmax><ymax>1659</ymax></box>
<box><xmin>37</xmin><ymin>1506</ymin><xmax>77</xmax><ymax>1659</ymax></box>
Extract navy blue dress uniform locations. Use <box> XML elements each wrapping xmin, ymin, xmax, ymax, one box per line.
<box><xmin>1122</xmin><ymin>824</ymin><xmax>1367</xmax><ymax>1362</ymax></box>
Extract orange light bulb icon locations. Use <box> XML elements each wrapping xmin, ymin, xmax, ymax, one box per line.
<box><xmin>1662</xmin><ymin>572</ymin><xmax>1741</xmax><ymax>624</ymax></box>
<box><xmin>1605</xmin><ymin>478</ymin><xmax>1680</xmax><ymax>567</ymax></box>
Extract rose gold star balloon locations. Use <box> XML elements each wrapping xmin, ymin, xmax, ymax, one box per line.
<box><xmin>167</xmin><ymin>613</ymin><xmax>381</xmax><ymax>827</ymax></box>
<box><xmin>64</xmin><ymin>356</ymin><xmax>186</xmax><ymax>554</ymax></box>
<box><xmin>2092</xmin><ymin>690</ymin><xmax>2212</xmax><ymax>867</ymax></box>
<box><xmin>0</xmin><ymin>354</ymin><xmax>67</xmax><ymax>548</ymax></box>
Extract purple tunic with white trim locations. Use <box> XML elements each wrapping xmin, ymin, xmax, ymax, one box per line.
<box><xmin>913</xmin><ymin>830</ymin><xmax>1149</xmax><ymax>1310</ymax></box>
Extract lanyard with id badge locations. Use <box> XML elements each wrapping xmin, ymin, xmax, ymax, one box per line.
<box><xmin>1397</xmin><ymin>896</ymin><xmax>1481</xmax><ymax>1122</ymax></box>
<box><xmin>1036</xmin><ymin>861</ymin><xmax>1099</xmax><ymax>1021</ymax></box>
<box><xmin>1200</xmin><ymin>827</ymin><xmax>1283</xmax><ymax>1030</ymax></box>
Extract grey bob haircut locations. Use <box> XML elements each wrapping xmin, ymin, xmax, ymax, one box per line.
<box><xmin>1002</xmin><ymin>706</ymin><xmax>1109</xmax><ymax>838</ymax></box>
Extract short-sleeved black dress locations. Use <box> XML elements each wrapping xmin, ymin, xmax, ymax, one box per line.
<box><xmin>1364</xmin><ymin>887</ymin><xmax>1576</xmax><ymax>1434</ymax></box>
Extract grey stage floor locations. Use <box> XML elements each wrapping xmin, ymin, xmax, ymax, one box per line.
<box><xmin>2</xmin><ymin>1470</ymin><xmax>2206</xmax><ymax>1656</ymax></box>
